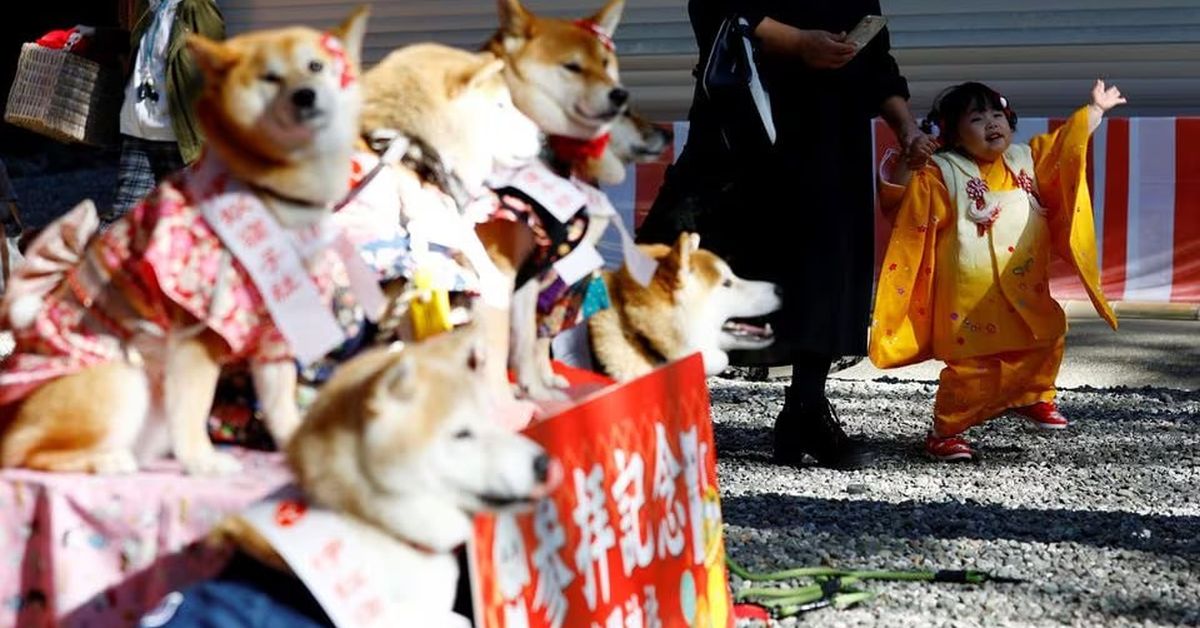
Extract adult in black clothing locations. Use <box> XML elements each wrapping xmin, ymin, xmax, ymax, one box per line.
<box><xmin>638</xmin><ymin>1</ymin><xmax>931</xmax><ymax>469</ymax></box>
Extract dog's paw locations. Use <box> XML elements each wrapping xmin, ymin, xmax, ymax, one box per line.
<box><xmin>542</xmin><ymin>372</ymin><xmax>571</xmax><ymax>390</ymax></box>
<box><xmin>92</xmin><ymin>450</ymin><xmax>139</xmax><ymax>474</ymax></box>
<box><xmin>180</xmin><ymin>450</ymin><xmax>243</xmax><ymax>476</ymax></box>
<box><xmin>517</xmin><ymin>378</ymin><xmax>570</xmax><ymax>402</ymax></box>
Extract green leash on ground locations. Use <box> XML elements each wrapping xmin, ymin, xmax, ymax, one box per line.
<box><xmin>725</xmin><ymin>556</ymin><xmax>1022</xmax><ymax>618</ymax></box>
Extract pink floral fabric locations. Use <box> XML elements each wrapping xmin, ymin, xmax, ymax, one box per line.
<box><xmin>0</xmin><ymin>172</ymin><xmax>342</xmax><ymax>407</ymax></box>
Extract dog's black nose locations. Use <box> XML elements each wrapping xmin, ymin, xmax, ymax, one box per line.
<box><xmin>774</xmin><ymin>284</ymin><xmax>784</xmax><ymax>297</ymax></box>
<box><xmin>291</xmin><ymin>88</ymin><xmax>317</xmax><ymax>109</ymax></box>
<box><xmin>608</xmin><ymin>87</ymin><xmax>629</xmax><ymax>108</ymax></box>
<box><xmin>532</xmin><ymin>453</ymin><xmax>551</xmax><ymax>483</ymax></box>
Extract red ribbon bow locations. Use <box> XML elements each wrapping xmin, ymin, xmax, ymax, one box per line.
<box><xmin>573</xmin><ymin>19</ymin><xmax>615</xmax><ymax>51</ymax></box>
<box><xmin>319</xmin><ymin>34</ymin><xmax>354</xmax><ymax>89</ymax></box>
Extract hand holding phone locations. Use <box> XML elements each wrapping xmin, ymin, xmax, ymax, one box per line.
<box><xmin>845</xmin><ymin>15</ymin><xmax>887</xmax><ymax>53</ymax></box>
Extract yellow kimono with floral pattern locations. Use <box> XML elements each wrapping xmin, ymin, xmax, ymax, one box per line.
<box><xmin>869</xmin><ymin>107</ymin><xmax>1117</xmax><ymax>435</ymax></box>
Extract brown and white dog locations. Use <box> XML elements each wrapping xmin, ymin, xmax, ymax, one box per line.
<box><xmin>0</xmin><ymin>8</ymin><xmax>370</xmax><ymax>475</ymax></box>
<box><xmin>487</xmin><ymin>0</ymin><xmax>628</xmax><ymax>143</ymax></box>
<box><xmin>480</xmin><ymin>0</ymin><xmax>630</xmax><ymax>402</ymax></box>
<box><xmin>204</xmin><ymin>325</ymin><xmax>555</xmax><ymax>624</ymax></box>
<box><xmin>589</xmin><ymin>232</ymin><xmax>782</xmax><ymax>381</ymax></box>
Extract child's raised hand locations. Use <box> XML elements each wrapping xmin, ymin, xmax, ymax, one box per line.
<box><xmin>1091</xmin><ymin>79</ymin><xmax>1127</xmax><ymax>112</ymax></box>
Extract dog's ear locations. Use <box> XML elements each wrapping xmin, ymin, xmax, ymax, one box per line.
<box><xmin>659</xmin><ymin>231</ymin><xmax>699</xmax><ymax>289</ymax></box>
<box><xmin>588</xmin><ymin>0</ymin><xmax>625</xmax><ymax>39</ymax></box>
<box><xmin>672</xmin><ymin>231</ymin><xmax>700</xmax><ymax>275</ymax></box>
<box><xmin>497</xmin><ymin>0</ymin><xmax>532</xmax><ymax>43</ymax></box>
<box><xmin>453</xmin><ymin>53</ymin><xmax>506</xmax><ymax>98</ymax></box>
<box><xmin>377</xmin><ymin>354</ymin><xmax>417</xmax><ymax>401</ymax></box>
<box><xmin>450</xmin><ymin>323</ymin><xmax>488</xmax><ymax>373</ymax></box>
<box><xmin>186</xmin><ymin>35</ymin><xmax>240</xmax><ymax>78</ymax></box>
<box><xmin>329</xmin><ymin>4</ymin><xmax>370</xmax><ymax>70</ymax></box>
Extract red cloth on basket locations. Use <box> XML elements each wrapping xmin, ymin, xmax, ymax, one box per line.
<box><xmin>35</xmin><ymin>28</ymin><xmax>92</xmax><ymax>54</ymax></box>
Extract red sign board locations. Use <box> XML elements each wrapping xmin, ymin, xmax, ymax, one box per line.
<box><xmin>471</xmin><ymin>355</ymin><xmax>733</xmax><ymax>628</ymax></box>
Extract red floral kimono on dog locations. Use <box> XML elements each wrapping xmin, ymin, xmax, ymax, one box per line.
<box><xmin>0</xmin><ymin>162</ymin><xmax>348</xmax><ymax>408</ymax></box>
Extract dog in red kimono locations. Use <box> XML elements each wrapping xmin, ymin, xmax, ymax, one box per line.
<box><xmin>0</xmin><ymin>8</ymin><xmax>376</xmax><ymax>475</ymax></box>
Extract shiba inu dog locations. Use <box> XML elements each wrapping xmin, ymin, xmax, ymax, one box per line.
<box><xmin>0</xmin><ymin>8</ymin><xmax>371</xmax><ymax>475</ymax></box>
<box><xmin>187</xmin><ymin>326</ymin><xmax>555</xmax><ymax>625</ymax></box>
<box><xmin>487</xmin><ymin>0</ymin><xmax>627</xmax><ymax>142</ymax></box>
<box><xmin>479</xmin><ymin>0</ymin><xmax>634</xmax><ymax>403</ymax></box>
<box><xmin>589</xmin><ymin>232</ymin><xmax>782</xmax><ymax>381</ymax></box>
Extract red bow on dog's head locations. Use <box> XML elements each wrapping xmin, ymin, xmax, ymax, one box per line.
<box><xmin>573</xmin><ymin>19</ymin><xmax>615</xmax><ymax>52</ymax></box>
<box><xmin>319</xmin><ymin>34</ymin><xmax>355</xmax><ymax>89</ymax></box>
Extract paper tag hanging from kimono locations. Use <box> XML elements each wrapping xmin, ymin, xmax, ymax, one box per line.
<box><xmin>507</xmin><ymin>163</ymin><xmax>588</xmax><ymax>223</ymax></box>
<box><xmin>611</xmin><ymin>211</ymin><xmax>658</xmax><ymax>286</ymax></box>
<box><xmin>551</xmin><ymin>241</ymin><xmax>605</xmax><ymax>287</ymax></box>
<box><xmin>574</xmin><ymin>177</ymin><xmax>657</xmax><ymax>285</ymax></box>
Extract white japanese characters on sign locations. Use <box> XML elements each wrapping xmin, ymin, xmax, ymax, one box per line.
<box><xmin>572</xmin><ymin>464</ymin><xmax>616</xmax><ymax>611</ymax></box>
<box><xmin>611</xmin><ymin>449</ymin><xmax>655</xmax><ymax>577</ymax></box>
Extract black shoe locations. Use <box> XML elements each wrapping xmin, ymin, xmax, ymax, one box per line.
<box><xmin>772</xmin><ymin>398</ymin><xmax>871</xmax><ymax>470</ymax></box>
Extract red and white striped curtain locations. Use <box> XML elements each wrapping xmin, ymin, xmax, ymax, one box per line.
<box><xmin>608</xmin><ymin>119</ymin><xmax>1200</xmax><ymax>305</ymax></box>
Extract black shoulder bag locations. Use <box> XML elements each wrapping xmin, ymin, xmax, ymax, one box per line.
<box><xmin>700</xmin><ymin>15</ymin><xmax>777</xmax><ymax>159</ymax></box>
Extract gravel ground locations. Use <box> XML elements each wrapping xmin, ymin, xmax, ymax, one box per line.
<box><xmin>712</xmin><ymin>375</ymin><xmax>1200</xmax><ymax>627</ymax></box>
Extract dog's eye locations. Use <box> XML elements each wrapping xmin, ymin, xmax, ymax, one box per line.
<box><xmin>562</xmin><ymin>61</ymin><xmax>584</xmax><ymax>74</ymax></box>
<box><xmin>453</xmin><ymin>429</ymin><xmax>474</xmax><ymax>440</ymax></box>
<box><xmin>261</xmin><ymin>72</ymin><xmax>284</xmax><ymax>84</ymax></box>
<box><xmin>722</xmin><ymin>279</ymin><xmax>734</xmax><ymax>288</ymax></box>
<box><xmin>308</xmin><ymin>60</ymin><xmax>324</xmax><ymax>74</ymax></box>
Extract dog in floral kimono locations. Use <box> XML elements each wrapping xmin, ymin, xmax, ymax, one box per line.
<box><xmin>481</xmin><ymin>0</ymin><xmax>664</xmax><ymax>404</ymax></box>
<box><xmin>0</xmin><ymin>8</ymin><xmax>375</xmax><ymax>475</ymax></box>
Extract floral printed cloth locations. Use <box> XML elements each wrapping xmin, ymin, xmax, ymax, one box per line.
<box><xmin>0</xmin><ymin>450</ymin><xmax>290</xmax><ymax>627</ymax></box>
<box><xmin>0</xmin><ymin>167</ymin><xmax>344</xmax><ymax>407</ymax></box>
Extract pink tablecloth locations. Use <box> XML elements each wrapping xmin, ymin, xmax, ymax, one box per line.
<box><xmin>0</xmin><ymin>449</ymin><xmax>291</xmax><ymax>628</ymax></box>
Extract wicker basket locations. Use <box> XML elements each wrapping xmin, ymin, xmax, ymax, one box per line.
<box><xmin>4</xmin><ymin>43</ymin><xmax>123</xmax><ymax>147</ymax></box>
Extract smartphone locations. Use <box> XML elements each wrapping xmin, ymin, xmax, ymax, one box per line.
<box><xmin>846</xmin><ymin>15</ymin><xmax>887</xmax><ymax>52</ymax></box>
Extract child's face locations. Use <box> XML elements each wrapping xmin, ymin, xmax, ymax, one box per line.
<box><xmin>956</xmin><ymin>106</ymin><xmax>1012</xmax><ymax>161</ymax></box>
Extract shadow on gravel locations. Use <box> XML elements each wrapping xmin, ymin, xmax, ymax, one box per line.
<box><xmin>712</xmin><ymin>422</ymin><xmax>1199</xmax><ymax>469</ymax></box>
<box><xmin>721</xmin><ymin>493</ymin><xmax>1200</xmax><ymax>559</ymax></box>
<box><xmin>1101</xmin><ymin>596</ymin><xmax>1200</xmax><ymax>627</ymax></box>
<box><xmin>712</xmin><ymin>425</ymin><xmax>920</xmax><ymax>464</ymax></box>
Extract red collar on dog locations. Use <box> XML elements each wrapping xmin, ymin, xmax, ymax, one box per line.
<box><xmin>573</xmin><ymin>19</ymin><xmax>615</xmax><ymax>51</ymax></box>
<box><xmin>547</xmin><ymin>132</ymin><xmax>611</xmax><ymax>164</ymax></box>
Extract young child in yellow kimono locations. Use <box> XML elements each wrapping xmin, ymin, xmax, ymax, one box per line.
<box><xmin>870</xmin><ymin>80</ymin><xmax>1125</xmax><ymax>461</ymax></box>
